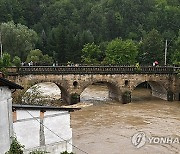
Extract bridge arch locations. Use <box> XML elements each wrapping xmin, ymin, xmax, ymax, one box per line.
<box><xmin>78</xmin><ymin>79</ymin><xmax>122</xmax><ymax>102</ymax></box>
<box><xmin>132</xmin><ymin>80</ymin><xmax>168</xmax><ymax>100</ymax></box>
<box><xmin>14</xmin><ymin>77</ymin><xmax>71</xmax><ymax>104</ymax></box>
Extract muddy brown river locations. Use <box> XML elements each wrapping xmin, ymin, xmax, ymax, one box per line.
<box><xmin>71</xmin><ymin>85</ymin><xmax>180</xmax><ymax>154</ymax></box>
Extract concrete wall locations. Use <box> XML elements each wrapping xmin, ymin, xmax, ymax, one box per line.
<box><xmin>13</xmin><ymin>110</ymin><xmax>72</xmax><ymax>154</ymax></box>
<box><xmin>0</xmin><ymin>86</ymin><xmax>13</xmax><ymax>154</ymax></box>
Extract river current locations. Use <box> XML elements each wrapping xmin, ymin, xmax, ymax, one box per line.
<box><xmin>25</xmin><ymin>83</ymin><xmax>180</xmax><ymax>154</ymax></box>
<box><xmin>71</xmin><ymin>85</ymin><xmax>180</xmax><ymax>154</ymax></box>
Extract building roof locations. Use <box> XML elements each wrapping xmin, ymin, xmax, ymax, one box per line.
<box><xmin>0</xmin><ymin>77</ymin><xmax>23</xmax><ymax>89</ymax></box>
<box><xmin>12</xmin><ymin>104</ymin><xmax>81</xmax><ymax>112</ymax></box>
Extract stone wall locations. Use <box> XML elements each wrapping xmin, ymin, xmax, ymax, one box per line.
<box><xmin>8</xmin><ymin>73</ymin><xmax>178</xmax><ymax>104</ymax></box>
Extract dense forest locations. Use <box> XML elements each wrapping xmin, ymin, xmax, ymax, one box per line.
<box><xmin>0</xmin><ymin>0</ymin><xmax>180</xmax><ymax>66</ymax></box>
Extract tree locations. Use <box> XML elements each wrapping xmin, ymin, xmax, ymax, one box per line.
<box><xmin>41</xmin><ymin>54</ymin><xmax>53</xmax><ymax>65</ymax></box>
<box><xmin>81</xmin><ymin>43</ymin><xmax>102</xmax><ymax>64</ymax></box>
<box><xmin>0</xmin><ymin>0</ymin><xmax>180</xmax><ymax>65</ymax></box>
<box><xmin>12</xmin><ymin>56</ymin><xmax>21</xmax><ymax>67</ymax></box>
<box><xmin>171</xmin><ymin>30</ymin><xmax>180</xmax><ymax>65</ymax></box>
<box><xmin>0</xmin><ymin>53</ymin><xmax>12</xmax><ymax>67</ymax></box>
<box><xmin>0</xmin><ymin>21</ymin><xmax>38</xmax><ymax>60</ymax></box>
<box><xmin>171</xmin><ymin>50</ymin><xmax>180</xmax><ymax>65</ymax></box>
<box><xmin>26</xmin><ymin>49</ymin><xmax>53</xmax><ymax>65</ymax></box>
<box><xmin>138</xmin><ymin>29</ymin><xmax>164</xmax><ymax>65</ymax></box>
<box><xmin>26</xmin><ymin>49</ymin><xmax>43</xmax><ymax>63</ymax></box>
<box><xmin>104</xmin><ymin>38</ymin><xmax>138</xmax><ymax>65</ymax></box>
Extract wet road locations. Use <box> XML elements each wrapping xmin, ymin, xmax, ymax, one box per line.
<box><xmin>71</xmin><ymin>85</ymin><xmax>180</xmax><ymax>154</ymax></box>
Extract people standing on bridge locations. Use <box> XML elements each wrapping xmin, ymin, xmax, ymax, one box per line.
<box><xmin>29</xmin><ymin>61</ymin><xmax>33</xmax><ymax>66</ymax></box>
<box><xmin>153</xmin><ymin>61</ymin><xmax>159</xmax><ymax>66</ymax></box>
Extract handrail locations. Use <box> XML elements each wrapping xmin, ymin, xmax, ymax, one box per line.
<box><xmin>5</xmin><ymin>66</ymin><xmax>178</xmax><ymax>75</ymax></box>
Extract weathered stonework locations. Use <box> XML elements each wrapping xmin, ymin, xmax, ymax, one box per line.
<box><xmin>7</xmin><ymin>73</ymin><xmax>180</xmax><ymax>104</ymax></box>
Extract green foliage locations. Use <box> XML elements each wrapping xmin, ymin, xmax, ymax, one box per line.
<box><xmin>172</xmin><ymin>50</ymin><xmax>180</xmax><ymax>65</ymax></box>
<box><xmin>172</xmin><ymin>31</ymin><xmax>180</xmax><ymax>65</ymax></box>
<box><xmin>60</xmin><ymin>151</ymin><xmax>75</xmax><ymax>154</ymax></box>
<box><xmin>42</xmin><ymin>54</ymin><xmax>53</xmax><ymax>65</ymax></box>
<box><xmin>6</xmin><ymin>137</ymin><xmax>24</xmax><ymax>154</ymax></box>
<box><xmin>135</xmin><ymin>63</ymin><xmax>141</xmax><ymax>72</ymax></box>
<box><xmin>26</xmin><ymin>49</ymin><xmax>53</xmax><ymax>65</ymax></box>
<box><xmin>22</xmin><ymin>84</ymin><xmax>60</xmax><ymax>106</ymax></box>
<box><xmin>22</xmin><ymin>85</ymin><xmax>45</xmax><ymax>105</ymax></box>
<box><xmin>0</xmin><ymin>53</ymin><xmax>12</xmax><ymax>74</ymax></box>
<box><xmin>13</xmin><ymin>56</ymin><xmax>21</xmax><ymax>67</ymax></box>
<box><xmin>26</xmin><ymin>49</ymin><xmax>43</xmax><ymax>63</ymax></box>
<box><xmin>0</xmin><ymin>53</ymin><xmax>12</xmax><ymax>67</ymax></box>
<box><xmin>104</xmin><ymin>38</ymin><xmax>138</xmax><ymax>65</ymax></box>
<box><xmin>29</xmin><ymin>150</ymin><xmax>49</xmax><ymax>154</ymax></box>
<box><xmin>138</xmin><ymin>29</ymin><xmax>164</xmax><ymax>65</ymax></box>
<box><xmin>71</xmin><ymin>93</ymin><xmax>80</xmax><ymax>104</ymax></box>
<box><xmin>122</xmin><ymin>91</ymin><xmax>131</xmax><ymax>104</ymax></box>
<box><xmin>0</xmin><ymin>21</ymin><xmax>38</xmax><ymax>60</ymax></box>
<box><xmin>0</xmin><ymin>0</ymin><xmax>180</xmax><ymax>64</ymax></box>
<box><xmin>81</xmin><ymin>43</ymin><xmax>102</xmax><ymax>64</ymax></box>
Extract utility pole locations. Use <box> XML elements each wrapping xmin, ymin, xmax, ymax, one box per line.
<box><xmin>0</xmin><ymin>32</ymin><xmax>2</xmax><ymax>58</ymax></box>
<box><xmin>164</xmin><ymin>39</ymin><xmax>168</xmax><ymax>66</ymax></box>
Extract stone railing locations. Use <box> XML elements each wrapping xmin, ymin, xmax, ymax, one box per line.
<box><xmin>5</xmin><ymin>66</ymin><xmax>179</xmax><ymax>75</ymax></box>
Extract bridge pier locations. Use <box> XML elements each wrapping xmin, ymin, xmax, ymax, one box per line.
<box><xmin>174</xmin><ymin>92</ymin><xmax>180</xmax><ymax>101</ymax></box>
<box><xmin>167</xmin><ymin>91</ymin><xmax>174</xmax><ymax>101</ymax></box>
<box><xmin>122</xmin><ymin>91</ymin><xmax>131</xmax><ymax>104</ymax></box>
<box><xmin>61</xmin><ymin>92</ymin><xmax>71</xmax><ymax>104</ymax></box>
<box><xmin>70</xmin><ymin>93</ymin><xmax>80</xmax><ymax>105</ymax></box>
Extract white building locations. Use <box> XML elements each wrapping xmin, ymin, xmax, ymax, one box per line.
<box><xmin>12</xmin><ymin>105</ymin><xmax>79</xmax><ymax>154</ymax></box>
<box><xmin>0</xmin><ymin>73</ymin><xmax>80</xmax><ymax>154</ymax></box>
<box><xmin>0</xmin><ymin>73</ymin><xmax>23</xmax><ymax>154</ymax></box>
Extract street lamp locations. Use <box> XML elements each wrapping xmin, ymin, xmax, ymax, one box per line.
<box><xmin>164</xmin><ymin>39</ymin><xmax>168</xmax><ymax>66</ymax></box>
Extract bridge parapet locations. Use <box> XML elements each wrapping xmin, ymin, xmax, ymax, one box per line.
<box><xmin>6</xmin><ymin>66</ymin><xmax>178</xmax><ymax>75</ymax></box>
<box><xmin>5</xmin><ymin>66</ymin><xmax>180</xmax><ymax>104</ymax></box>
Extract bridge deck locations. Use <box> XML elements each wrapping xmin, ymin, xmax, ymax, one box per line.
<box><xmin>6</xmin><ymin>66</ymin><xmax>179</xmax><ymax>75</ymax></box>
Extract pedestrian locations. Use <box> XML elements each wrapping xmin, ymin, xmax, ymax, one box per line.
<box><xmin>154</xmin><ymin>61</ymin><xmax>158</xmax><ymax>66</ymax></box>
<box><xmin>153</xmin><ymin>61</ymin><xmax>158</xmax><ymax>66</ymax></box>
<box><xmin>30</xmin><ymin>61</ymin><xmax>33</xmax><ymax>66</ymax></box>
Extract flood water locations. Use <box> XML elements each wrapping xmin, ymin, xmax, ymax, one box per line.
<box><xmin>71</xmin><ymin>85</ymin><xmax>180</xmax><ymax>154</ymax></box>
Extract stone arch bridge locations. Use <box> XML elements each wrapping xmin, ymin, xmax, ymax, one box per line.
<box><xmin>6</xmin><ymin>66</ymin><xmax>180</xmax><ymax>104</ymax></box>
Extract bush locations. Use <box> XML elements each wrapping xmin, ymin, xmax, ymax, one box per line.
<box><xmin>29</xmin><ymin>150</ymin><xmax>48</xmax><ymax>154</ymax></box>
<box><xmin>122</xmin><ymin>91</ymin><xmax>131</xmax><ymax>104</ymax></box>
<box><xmin>135</xmin><ymin>63</ymin><xmax>141</xmax><ymax>73</ymax></box>
<box><xmin>6</xmin><ymin>137</ymin><xmax>24</xmax><ymax>154</ymax></box>
<box><xmin>13</xmin><ymin>56</ymin><xmax>21</xmax><ymax>67</ymax></box>
<box><xmin>60</xmin><ymin>151</ymin><xmax>75</xmax><ymax>154</ymax></box>
<box><xmin>70</xmin><ymin>93</ymin><xmax>80</xmax><ymax>104</ymax></box>
<box><xmin>0</xmin><ymin>53</ymin><xmax>12</xmax><ymax>68</ymax></box>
